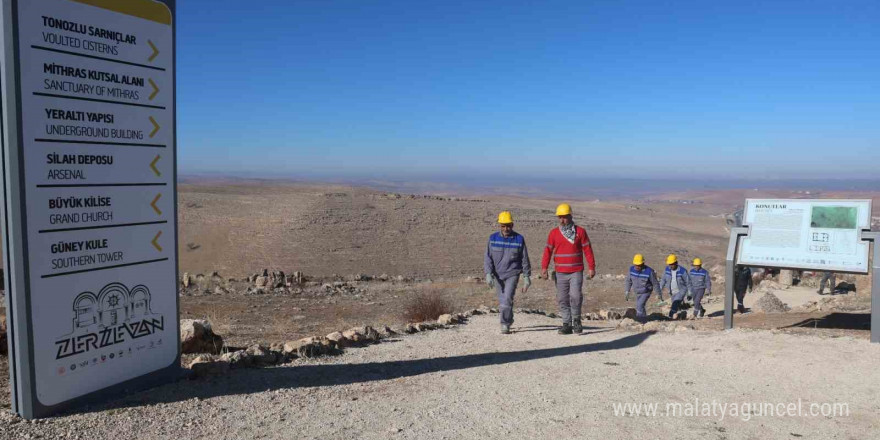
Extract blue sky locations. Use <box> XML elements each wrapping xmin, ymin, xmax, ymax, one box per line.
<box><xmin>177</xmin><ymin>0</ymin><xmax>879</xmax><ymax>180</ymax></box>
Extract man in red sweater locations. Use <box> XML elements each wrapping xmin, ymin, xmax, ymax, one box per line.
<box><xmin>541</xmin><ymin>203</ymin><xmax>597</xmax><ymax>334</ymax></box>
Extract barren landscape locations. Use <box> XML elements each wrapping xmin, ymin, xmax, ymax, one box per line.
<box><xmin>168</xmin><ymin>180</ymin><xmax>876</xmax><ymax>342</ymax></box>
<box><xmin>4</xmin><ymin>313</ymin><xmax>880</xmax><ymax>440</ymax></box>
<box><xmin>5</xmin><ymin>0</ymin><xmax>880</xmax><ymax>437</ymax></box>
<box><xmin>1</xmin><ymin>179</ymin><xmax>879</xmax><ymax>438</ymax></box>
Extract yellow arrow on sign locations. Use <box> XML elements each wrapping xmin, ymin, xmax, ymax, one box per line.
<box><xmin>151</xmin><ymin>231</ymin><xmax>163</xmax><ymax>252</ymax></box>
<box><xmin>148</xmin><ymin>78</ymin><xmax>159</xmax><ymax>100</ymax></box>
<box><xmin>151</xmin><ymin>193</ymin><xmax>162</xmax><ymax>215</ymax></box>
<box><xmin>148</xmin><ymin>39</ymin><xmax>159</xmax><ymax>62</ymax></box>
<box><xmin>150</xmin><ymin>154</ymin><xmax>161</xmax><ymax>176</ymax></box>
<box><xmin>149</xmin><ymin>116</ymin><xmax>160</xmax><ymax>138</ymax></box>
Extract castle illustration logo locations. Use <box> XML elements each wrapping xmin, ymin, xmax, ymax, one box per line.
<box><xmin>56</xmin><ymin>282</ymin><xmax>165</xmax><ymax>360</ymax></box>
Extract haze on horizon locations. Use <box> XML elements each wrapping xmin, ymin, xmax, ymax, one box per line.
<box><xmin>178</xmin><ymin>1</ymin><xmax>879</xmax><ymax>180</ymax></box>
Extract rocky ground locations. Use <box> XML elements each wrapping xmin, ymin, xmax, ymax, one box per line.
<box><xmin>1</xmin><ymin>267</ymin><xmax>873</xmax><ymax>406</ymax></box>
<box><xmin>168</xmin><ymin>181</ymin><xmax>872</xmax><ymax>344</ymax></box>
<box><xmin>1</xmin><ymin>181</ymin><xmax>878</xmax><ymax>436</ymax></box>
<box><xmin>172</xmin><ymin>262</ymin><xmax>872</xmax><ymax>347</ymax></box>
<box><xmin>3</xmin><ymin>312</ymin><xmax>880</xmax><ymax>440</ymax></box>
<box><xmin>175</xmin><ymin>181</ymin><xmax>730</xmax><ymax>279</ymax></box>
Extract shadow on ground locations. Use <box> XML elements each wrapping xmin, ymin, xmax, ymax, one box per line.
<box><xmin>707</xmin><ymin>308</ymin><xmax>751</xmax><ymax>318</ymax></box>
<box><xmin>512</xmin><ymin>325</ymin><xmax>610</xmax><ymax>334</ymax></box>
<box><xmin>781</xmin><ymin>313</ymin><xmax>870</xmax><ymax>331</ymax></box>
<box><xmin>73</xmin><ymin>331</ymin><xmax>655</xmax><ymax>415</ymax></box>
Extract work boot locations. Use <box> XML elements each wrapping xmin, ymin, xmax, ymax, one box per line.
<box><xmin>699</xmin><ymin>309</ymin><xmax>706</xmax><ymax>318</ymax></box>
<box><xmin>572</xmin><ymin>318</ymin><xmax>583</xmax><ymax>334</ymax></box>
<box><xmin>500</xmin><ymin>324</ymin><xmax>510</xmax><ymax>335</ymax></box>
<box><xmin>737</xmin><ymin>304</ymin><xmax>746</xmax><ymax>314</ymax></box>
<box><xmin>558</xmin><ymin>321</ymin><xmax>573</xmax><ymax>335</ymax></box>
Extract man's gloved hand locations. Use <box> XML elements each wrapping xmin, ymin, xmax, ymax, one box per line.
<box><xmin>522</xmin><ymin>275</ymin><xmax>531</xmax><ymax>293</ymax></box>
<box><xmin>486</xmin><ymin>274</ymin><xmax>495</xmax><ymax>288</ymax></box>
<box><xmin>625</xmin><ymin>292</ymin><xmax>631</xmax><ymax>301</ymax></box>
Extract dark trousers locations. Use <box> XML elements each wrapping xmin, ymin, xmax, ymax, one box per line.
<box><xmin>668</xmin><ymin>287</ymin><xmax>688</xmax><ymax>315</ymax></box>
<box><xmin>692</xmin><ymin>288</ymin><xmax>706</xmax><ymax>312</ymax></box>
<box><xmin>555</xmin><ymin>271</ymin><xmax>584</xmax><ymax>323</ymax></box>
<box><xmin>819</xmin><ymin>272</ymin><xmax>836</xmax><ymax>294</ymax></box>
<box><xmin>734</xmin><ymin>288</ymin><xmax>747</xmax><ymax>306</ymax></box>
<box><xmin>635</xmin><ymin>293</ymin><xmax>651</xmax><ymax>321</ymax></box>
<box><xmin>495</xmin><ymin>276</ymin><xmax>519</xmax><ymax>325</ymax></box>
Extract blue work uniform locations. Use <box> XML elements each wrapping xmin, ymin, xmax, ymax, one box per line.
<box><xmin>661</xmin><ymin>265</ymin><xmax>691</xmax><ymax>317</ymax></box>
<box><xmin>624</xmin><ymin>265</ymin><xmax>661</xmax><ymax>321</ymax></box>
<box><xmin>689</xmin><ymin>267</ymin><xmax>712</xmax><ymax>314</ymax></box>
<box><xmin>484</xmin><ymin>231</ymin><xmax>531</xmax><ymax>325</ymax></box>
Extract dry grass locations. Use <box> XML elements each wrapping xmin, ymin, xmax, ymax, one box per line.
<box><xmin>402</xmin><ymin>291</ymin><xmax>454</xmax><ymax>323</ymax></box>
<box><xmin>204</xmin><ymin>306</ymin><xmax>232</xmax><ymax>336</ymax></box>
<box><xmin>268</xmin><ymin>315</ymin><xmax>297</xmax><ymax>339</ymax></box>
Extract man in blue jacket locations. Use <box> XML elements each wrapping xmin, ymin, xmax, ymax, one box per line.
<box><xmin>624</xmin><ymin>254</ymin><xmax>662</xmax><ymax>323</ymax></box>
<box><xmin>660</xmin><ymin>254</ymin><xmax>691</xmax><ymax>319</ymax></box>
<box><xmin>484</xmin><ymin>211</ymin><xmax>532</xmax><ymax>334</ymax></box>
<box><xmin>688</xmin><ymin>258</ymin><xmax>711</xmax><ymax>318</ymax></box>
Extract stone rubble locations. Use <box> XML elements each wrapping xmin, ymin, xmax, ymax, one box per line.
<box><xmin>183</xmin><ymin>311</ymin><xmax>478</xmax><ymax>378</ymax></box>
<box><xmin>178</xmin><ymin>302</ymin><xmax>686</xmax><ymax>378</ymax></box>
<box><xmin>617</xmin><ymin>317</ymin><xmax>697</xmax><ymax>333</ymax></box>
<box><xmin>177</xmin><ymin>269</ymin><xmax>424</xmax><ymax>298</ymax></box>
<box><xmin>180</xmin><ymin>319</ymin><xmax>224</xmax><ymax>355</ymax></box>
<box><xmin>755</xmin><ymin>292</ymin><xmax>791</xmax><ymax>313</ymax></box>
<box><xmin>167</xmin><ymin>267</ymin><xmax>848</xmax><ymax>380</ymax></box>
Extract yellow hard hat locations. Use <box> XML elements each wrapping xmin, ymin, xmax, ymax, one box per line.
<box><xmin>555</xmin><ymin>203</ymin><xmax>572</xmax><ymax>216</ymax></box>
<box><xmin>633</xmin><ymin>254</ymin><xmax>644</xmax><ymax>265</ymax></box>
<box><xmin>497</xmin><ymin>211</ymin><xmax>513</xmax><ymax>224</ymax></box>
<box><xmin>693</xmin><ymin>257</ymin><xmax>702</xmax><ymax>266</ymax></box>
<box><xmin>666</xmin><ymin>254</ymin><xmax>678</xmax><ymax>265</ymax></box>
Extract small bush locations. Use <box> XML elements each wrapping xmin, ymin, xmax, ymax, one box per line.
<box><xmin>402</xmin><ymin>292</ymin><xmax>453</xmax><ymax>322</ymax></box>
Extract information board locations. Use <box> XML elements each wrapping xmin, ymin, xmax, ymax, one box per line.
<box><xmin>737</xmin><ymin>199</ymin><xmax>872</xmax><ymax>273</ymax></box>
<box><xmin>2</xmin><ymin>0</ymin><xmax>179</xmax><ymax>418</ymax></box>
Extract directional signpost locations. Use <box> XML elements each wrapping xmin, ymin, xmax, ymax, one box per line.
<box><xmin>1</xmin><ymin>0</ymin><xmax>180</xmax><ymax>418</ymax></box>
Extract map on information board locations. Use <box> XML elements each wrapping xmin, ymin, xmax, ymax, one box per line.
<box><xmin>737</xmin><ymin>199</ymin><xmax>872</xmax><ymax>273</ymax></box>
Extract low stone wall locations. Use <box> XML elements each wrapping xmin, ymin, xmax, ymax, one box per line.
<box><xmin>186</xmin><ymin>311</ymin><xmax>474</xmax><ymax>377</ymax></box>
<box><xmin>182</xmin><ymin>305</ymin><xmax>654</xmax><ymax>377</ymax></box>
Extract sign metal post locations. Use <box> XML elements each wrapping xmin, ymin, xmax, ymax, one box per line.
<box><xmin>724</xmin><ymin>226</ymin><xmax>750</xmax><ymax>330</ymax></box>
<box><xmin>860</xmin><ymin>230</ymin><xmax>880</xmax><ymax>343</ymax></box>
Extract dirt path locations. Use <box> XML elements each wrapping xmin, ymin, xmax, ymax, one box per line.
<box><xmin>3</xmin><ymin>314</ymin><xmax>880</xmax><ymax>439</ymax></box>
<box><xmin>701</xmin><ymin>285</ymin><xmax>824</xmax><ymax>316</ymax></box>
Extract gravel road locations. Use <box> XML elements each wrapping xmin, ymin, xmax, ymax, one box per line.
<box><xmin>3</xmin><ymin>313</ymin><xmax>879</xmax><ymax>440</ymax></box>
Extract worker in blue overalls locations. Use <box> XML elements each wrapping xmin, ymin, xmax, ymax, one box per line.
<box><xmin>624</xmin><ymin>254</ymin><xmax>662</xmax><ymax>323</ymax></box>
<box><xmin>660</xmin><ymin>254</ymin><xmax>691</xmax><ymax>319</ymax></box>
<box><xmin>688</xmin><ymin>258</ymin><xmax>711</xmax><ymax>318</ymax></box>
